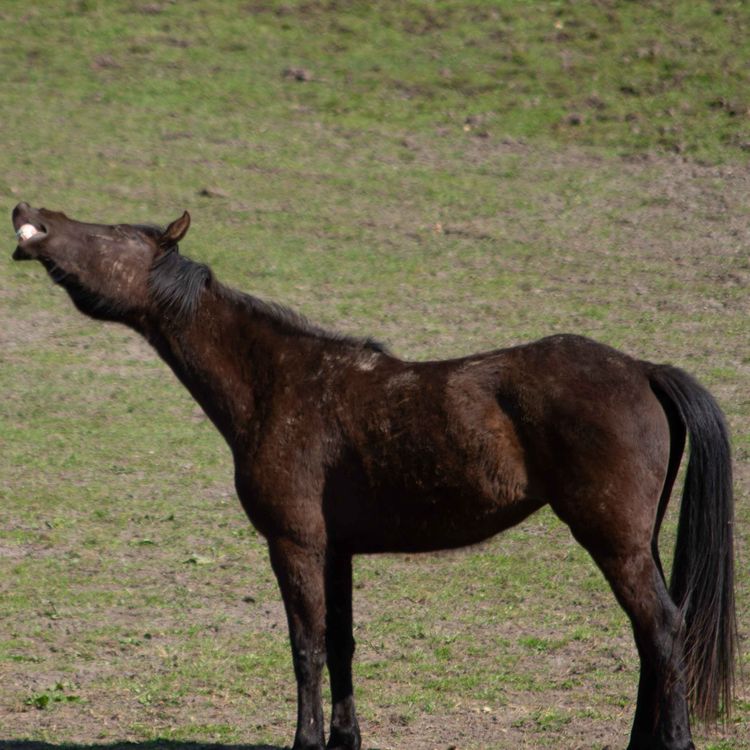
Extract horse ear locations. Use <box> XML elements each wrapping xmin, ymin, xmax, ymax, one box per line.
<box><xmin>159</xmin><ymin>211</ymin><xmax>191</xmax><ymax>248</ymax></box>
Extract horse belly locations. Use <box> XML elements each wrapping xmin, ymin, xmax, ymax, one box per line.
<box><xmin>377</xmin><ymin>494</ymin><xmax>542</xmax><ymax>553</ymax></box>
<box><xmin>329</xmin><ymin>461</ymin><xmax>542</xmax><ymax>554</ymax></box>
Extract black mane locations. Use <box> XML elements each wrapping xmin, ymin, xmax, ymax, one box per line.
<box><xmin>149</xmin><ymin>251</ymin><xmax>387</xmax><ymax>353</ymax></box>
<box><xmin>149</xmin><ymin>248</ymin><xmax>213</xmax><ymax>320</ymax></box>
<box><xmin>230</xmin><ymin>289</ymin><xmax>388</xmax><ymax>353</ymax></box>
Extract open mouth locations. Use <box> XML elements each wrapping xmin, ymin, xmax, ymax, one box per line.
<box><xmin>12</xmin><ymin>204</ymin><xmax>48</xmax><ymax>259</ymax></box>
<box><xmin>16</xmin><ymin>222</ymin><xmax>45</xmax><ymax>242</ymax></box>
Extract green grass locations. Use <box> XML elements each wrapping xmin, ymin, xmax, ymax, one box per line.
<box><xmin>1</xmin><ymin>2</ymin><xmax>749</xmax><ymax>749</ymax></box>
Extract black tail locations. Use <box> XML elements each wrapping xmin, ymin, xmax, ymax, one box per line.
<box><xmin>650</xmin><ymin>364</ymin><xmax>738</xmax><ymax>722</ymax></box>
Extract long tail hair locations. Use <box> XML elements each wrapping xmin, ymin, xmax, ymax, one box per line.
<box><xmin>650</xmin><ymin>364</ymin><xmax>738</xmax><ymax>722</ymax></box>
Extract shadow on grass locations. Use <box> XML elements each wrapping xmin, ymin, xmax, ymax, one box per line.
<box><xmin>0</xmin><ymin>743</ymin><xmax>285</xmax><ymax>750</ymax></box>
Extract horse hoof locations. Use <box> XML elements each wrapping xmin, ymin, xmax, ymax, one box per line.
<box><xmin>627</xmin><ymin>736</ymin><xmax>695</xmax><ymax>750</ymax></box>
<box><xmin>326</xmin><ymin>728</ymin><xmax>361</xmax><ymax>750</ymax></box>
<box><xmin>292</xmin><ymin>741</ymin><xmax>325</xmax><ymax>750</ymax></box>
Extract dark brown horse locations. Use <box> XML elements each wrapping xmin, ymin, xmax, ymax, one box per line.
<box><xmin>11</xmin><ymin>203</ymin><xmax>737</xmax><ymax>750</ymax></box>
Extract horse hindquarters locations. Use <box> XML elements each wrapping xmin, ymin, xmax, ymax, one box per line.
<box><xmin>547</xmin><ymin>383</ymin><xmax>695</xmax><ymax>749</ymax></box>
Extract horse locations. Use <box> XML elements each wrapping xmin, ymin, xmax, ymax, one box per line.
<box><xmin>11</xmin><ymin>202</ymin><xmax>737</xmax><ymax>750</ymax></box>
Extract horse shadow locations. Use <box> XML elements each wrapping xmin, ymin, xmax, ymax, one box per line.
<box><xmin>0</xmin><ymin>742</ymin><xmax>389</xmax><ymax>750</ymax></box>
<box><xmin>0</xmin><ymin>743</ymin><xmax>284</xmax><ymax>750</ymax></box>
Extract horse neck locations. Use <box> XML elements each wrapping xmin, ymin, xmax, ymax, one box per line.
<box><xmin>141</xmin><ymin>284</ymin><xmax>278</xmax><ymax>448</ymax></box>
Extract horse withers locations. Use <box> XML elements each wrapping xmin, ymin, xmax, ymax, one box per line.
<box><xmin>11</xmin><ymin>202</ymin><xmax>737</xmax><ymax>750</ymax></box>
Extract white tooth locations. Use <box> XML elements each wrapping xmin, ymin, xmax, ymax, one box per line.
<box><xmin>17</xmin><ymin>223</ymin><xmax>39</xmax><ymax>241</ymax></box>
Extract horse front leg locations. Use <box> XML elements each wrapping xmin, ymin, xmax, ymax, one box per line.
<box><xmin>269</xmin><ymin>537</ymin><xmax>327</xmax><ymax>750</ymax></box>
<box><xmin>325</xmin><ymin>551</ymin><xmax>361</xmax><ymax>750</ymax></box>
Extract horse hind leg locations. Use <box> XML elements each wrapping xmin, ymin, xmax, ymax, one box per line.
<box><xmin>607</xmin><ymin>551</ymin><xmax>692</xmax><ymax>750</ymax></box>
<box><xmin>569</xmin><ymin>524</ymin><xmax>693</xmax><ymax>750</ymax></box>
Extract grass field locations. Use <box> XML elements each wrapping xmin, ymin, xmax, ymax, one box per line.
<box><xmin>1</xmin><ymin>2</ymin><xmax>749</xmax><ymax>749</ymax></box>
